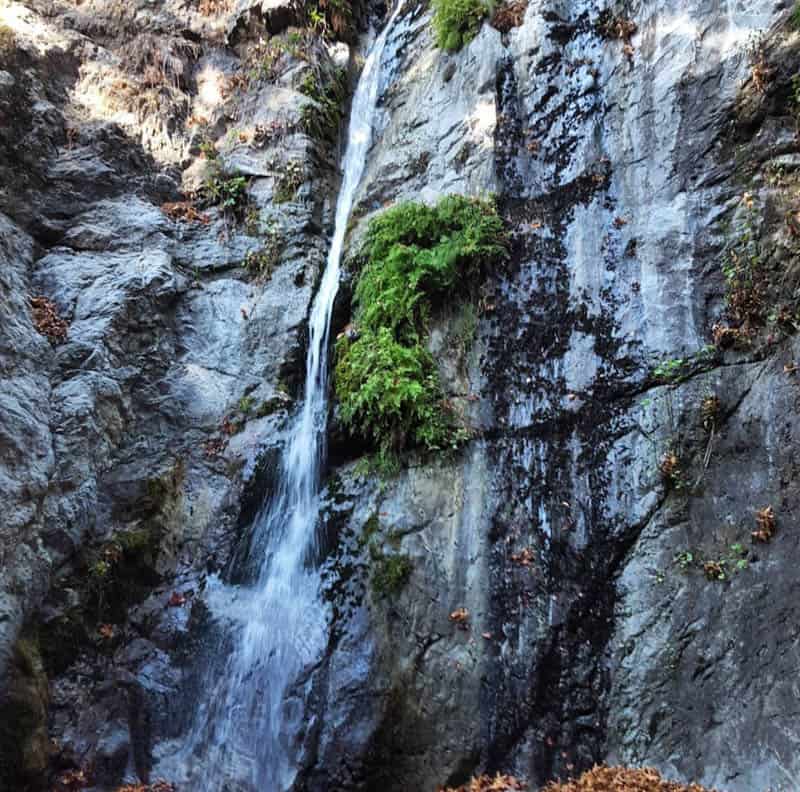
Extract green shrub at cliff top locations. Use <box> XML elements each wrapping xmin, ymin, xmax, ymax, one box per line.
<box><xmin>334</xmin><ymin>194</ymin><xmax>507</xmax><ymax>456</ymax></box>
<box><xmin>432</xmin><ymin>0</ymin><xmax>493</xmax><ymax>52</ymax></box>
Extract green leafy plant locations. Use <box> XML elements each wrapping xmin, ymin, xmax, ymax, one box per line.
<box><xmin>244</xmin><ymin>224</ymin><xmax>284</xmax><ymax>279</ymax></box>
<box><xmin>308</xmin><ymin>0</ymin><xmax>353</xmax><ymax>39</ymax></box>
<box><xmin>674</xmin><ymin>543</ymin><xmax>749</xmax><ymax>582</ymax></box>
<box><xmin>651</xmin><ymin>345</ymin><xmax>716</xmax><ymax>384</ymax></box>
<box><xmin>432</xmin><ymin>0</ymin><xmax>493</xmax><ymax>52</ymax></box>
<box><xmin>274</xmin><ymin>160</ymin><xmax>304</xmax><ymax>203</ymax></box>
<box><xmin>334</xmin><ymin>195</ymin><xmax>507</xmax><ymax>456</ymax></box>
<box><xmin>721</xmin><ymin>193</ymin><xmax>766</xmax><ymax>326</ymax></box>
<box><xmin>792</xmin><ymin>3</ymin><xmax>800</xmax><ymax>31</ymax></box>
<box><xmin>299</xmin><ymin>66</ymin><xmax>347</xmax><ymax>141</ymax></box>
<box><xmin>202</xmin><ymin>162</ymin><xmax>249</xmax><ymax>218</ymax></box>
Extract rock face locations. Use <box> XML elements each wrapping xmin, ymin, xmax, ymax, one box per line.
<box><xmin>303</xmin><ymin>2</ymin><xmax>800</xmax><ymax>791</ymax></box>
<box><xmin>0</xmin><ymin>0</ymin><xmax>352</xmax><ymax>787</ymax></box>
<box><xmin>2</xmin><ymin>0</ymin><xmax>800</xmax><ymax>790</ymax></box>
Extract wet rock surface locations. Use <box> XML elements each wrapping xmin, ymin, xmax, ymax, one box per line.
<box><xmin>2</xmin><ymin>0</ymin><xmax>800</xmax><ymax>790</ymax></box>
<box><xmin>0</xmin><ymin>0</ymin><xmax>357</xmax><ymax>785</ymax></box>
<box><xmin>306</xmin><ymin>2</ymin><xmax>800</xmax><ymax>791</ymax></box>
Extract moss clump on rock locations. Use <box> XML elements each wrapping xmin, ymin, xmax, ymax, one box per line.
<box><xmin>432</xmin><ymin>0</ymin><xmax>493</xmax><ymax>52</ymax></box>
<box><xmin>369</xmin><ymin>544</ymin><xmax>413</xmax><ymax>596</ymax></box>
<box><xmin>334</xmin><ymin>195</ymin><xmax>507</xmax><ymax>457</ymax></box>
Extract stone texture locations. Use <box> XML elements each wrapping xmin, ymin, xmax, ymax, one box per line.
<box><xmin>3</xmin><ymin>0</ymin><xmax>800</xmax><ymax>790</ymax></box>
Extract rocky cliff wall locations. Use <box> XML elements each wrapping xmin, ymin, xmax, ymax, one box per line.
<box><xmin>2</xmin><ymin>0</ymin><xmax>800</xmax><ymax>791</ymax></box>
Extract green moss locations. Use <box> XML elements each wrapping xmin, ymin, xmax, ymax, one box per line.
<box><xmin>358</xmin><ymin>512</ymin><xmax>381</xmax><ymax>548</ymax></box>
<box><xmin>792</xmin><ymin>3</ymin><xmax>800</xmax><ymax>30</ymax></box>
<box><xmin>370</xmin><ymin>545</ymin><xmax>413</xmax><ymax>596</ymax></box>
<box><xmin>432</xmin><ymin>0</ymin><xmax>492</xmax><ymax>52</ymax></box>
<box><xmin>299</xmin><ymin>65</ymin><xmax>347</xmax><ymax>141</ymax></box>
<box><xmin>334</xmin><ymin>195</ymin><xmax>507</xmax><ymax>456</ymax></box>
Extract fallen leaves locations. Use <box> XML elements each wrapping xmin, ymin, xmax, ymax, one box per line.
<box><xmin>116</xmin><ymin>782</ymin><xmax>175</xmax><ymax>792</ymax></box>
<box><xmin>54</xmin><ymin>768</ymin><xmax>90</xmax><ymax>791</ymax></box>
<box><xmin>161</xmin><ymin>201</ymin><xmax>210</xmax><ymax>224</ymax></box>
<box><xmin>31</xmin><ymin>296</ymin><xmax>69</xmax><ymax>344</ymax></box>
<box><xmin>449</xmin><ymin>607</ymin><xmax>470</xmax><ymax>629</ymax></box>
<box><xmin>510</xmin><ymin>547</ymin><xmax>535</xmax><ymax>568</ymax></box>
<box><xmin>541</xmin><ymin>765</ymin><xmax>717</xmax><ymax>792</ymax></box>
<box><xmin>753</xmin><ymin>506</ymin><xmax>776</xmax><ymax>543</ymax></box>
<box><xmin>491</xmin><ymin>1</ymin><xmax>528</xmax><ymax>34</ymax></box>
<box><xmin>440</xmin><ymin>773</ymin><xmax>525</xmax><ymax>792</ymax></box>
<box><xmin>97</xmin><ymin>623</ymin><xmax>115</xmax><ymax>640</ymax></box>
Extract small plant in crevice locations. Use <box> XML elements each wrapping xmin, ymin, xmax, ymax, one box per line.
<box><xmin>299</xmin><ymin>66</ymin><xmax>347</xmax><ymax>142</ymax></box>
<box><xmin>162</xmin><ymin>200</ymin><xmax>210</xmax><ymax>224</ymax></box>
<box><xmin>201</xmin><ymin>159</ymin><xmax>250</xmax><ymax>220</ymax></box>
<box><xmin>306</xmin><ymin>0</ymin><xmax>354</xmax><ymax>40</ymax></box>
<box><xmin>244</xmin><ymin>225</ymin><xmax>284</xmax><ymax>279</ymax></box>
<box><xmin>792</xmin><ymin>3</ymin><xmax>800</xmax><ymax>31</ymax></box>
<box><xmin>449</xmin><ymin>300</ymin><xmax>480</xmax><ymax>364</ymax></box>
<box><xmin>722</xmin><ymin>193</ymin><xmax>766</xmax><ymax>325</ymax></box>
<box><xmin>753</xmin><ymin>505</ymin><xmax>776</xmax><ymax>542</ymax></box>
<box><xmin>274</xmin><ymin>160</ymin><xmax>305</xmax><ymax>204</ymax></box>
<box><xmin>334</xmin><ymin>195</ymin><xmax>508</xmax><ymax>459</ymax></box>
<box><xmin>431</xmin><ymin>0</ymin><xmax>493</xmax><ymax>53</ymax></box>
<box><xmin>651</xmin><ymin>345</ymin><xmax>716</xmax><ymax>385</ymax></box>
<box><xmin>674</xmin><ymin>543</ymin><xmax>749</xmax><ymax>583</ymax></box>
<box><xmin>359</xmin><ymin>513</ymin><xmax>412</xmax><ymax>595</ymax></box>
<box><xmin>369</xmin><ymin>543</ymin><xmax>412</xmax><ymax>596</ymax></box>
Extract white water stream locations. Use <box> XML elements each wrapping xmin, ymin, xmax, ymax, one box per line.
<box><xmin>171</xmin><ymin>5</ymin><xmax>406</xmax><ymax>790</ymax></box>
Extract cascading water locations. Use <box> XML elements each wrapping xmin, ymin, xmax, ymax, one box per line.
<box><xmin>170</xmin><ymin>5</ymin><xmax>407</xmax><ymax>790</ymax></box>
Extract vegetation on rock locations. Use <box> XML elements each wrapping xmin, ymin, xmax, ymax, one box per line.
<box><xmin>334</xmin><ymin>195</ymin><xmax>507</xmax><ymax>456</ymax></box>
<box><xmin>792</xmin><ymin>3</ymin><xmax>800</xmax><ymax>31</ymax></box>
<box><xmin>299</xmin><ymin>65</ymin><xmax>348</xmax><ymax>141</ymax></box>
<box><xmin>308</xmin><ymin>0</ymin><xmax>355</xmax><ymax>40</ymax></box>
<box><xmin>370</xmin><ymin>544</ymin><xmax>413</xmax><ymax>595</ymax></box>
<box><xmin>202</xmin><ymin>166</ymin><xmax>249</xmax><ymax>218</ymax></box>
<box><xmin>432</xmin><ymin>0</ymin><xmax>493</xmax><ymax>52</ymax></box>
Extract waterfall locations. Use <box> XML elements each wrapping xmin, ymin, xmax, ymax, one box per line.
<box><xmin>169</xmin><ymin>5</ymin><xmax>406</xmax><ymax>790</ymax></box>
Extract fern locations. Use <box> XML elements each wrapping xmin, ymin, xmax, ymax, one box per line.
<box><xmin>334</xmin><ymin>195</ymin><xmax>507</xmax><ymax>455</ymax></box>
<box><xmin>431</xmin><ymin>0</ymin><xmax>493</xmax><ymax>52</ymax></box>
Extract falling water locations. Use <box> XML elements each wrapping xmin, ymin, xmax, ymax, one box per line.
<box><xmin>171</xmin><ymin>4</ymin><xmax>406</xmax><ymax>790</ymax></box>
